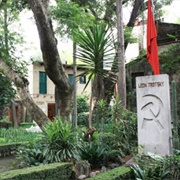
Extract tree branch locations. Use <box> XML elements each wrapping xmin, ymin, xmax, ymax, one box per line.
<box><xmin>127</xmin><ymin>0</ymin><xmax>144</xmax><ymax>27</ymax></box>
<box><xmin>0</xmin><ymin>58</ymin><xmax>49</xmax><ymax>130</ymax></box>
<box><xmin>27</xmin><ymin>0</ymin><xmax>73</xmax><ymax>119</ymax></box>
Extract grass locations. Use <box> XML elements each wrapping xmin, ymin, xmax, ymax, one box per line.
<box><xmin>0</xmin><ymin>127</ymin><xmax>41</xmax><ymax>144</ymax></box>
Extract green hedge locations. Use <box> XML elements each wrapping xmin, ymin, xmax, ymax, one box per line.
<box><xmin>0</xmin><ymin>162</ymin><xmax>73</xmax><ymax>180</ymax></box>
<box><xmin>19</xmin><ymin>122</ymin><xmax>35</xmax><ymax>128</ymax></box>
<box><xmin>0</xmin><ymin>142</ymin><xmax>23</xmax><ymax>157</ymax></box>
<box><xmin>87</xmin><ymin>166</ymin><xmax>133</xmax><ymax>180</ymax></box>
<box><xmin>0</xmin><ymin>121</ymin><xmax>12</xmax><ymax>129</ymax></box>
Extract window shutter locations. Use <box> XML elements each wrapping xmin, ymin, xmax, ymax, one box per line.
<box><xmin>39</xmin><ymin>72</ymin><xmax>47</xmax><ymax>94</ymax></box>
<box><xmin>68</xmin><ymin>74</ymin><xmax>74</xmax><ymax>85</ymax></box>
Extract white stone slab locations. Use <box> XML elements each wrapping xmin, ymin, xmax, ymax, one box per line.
<box><xmin>136</xmin><ymin>74</ymin><xmax>172</xmax><ymax>156</ymax></box>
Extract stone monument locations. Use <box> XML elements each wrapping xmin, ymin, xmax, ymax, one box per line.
<box><xmin>136</xmin><ymin>74</ymin><xmax>172</xmax><ymax>156</ymax></box>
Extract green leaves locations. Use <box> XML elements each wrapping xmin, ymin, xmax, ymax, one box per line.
<box><xmin>17</xmin><ymin>119</ymin><xmax>79</xmax><ymax>165</ymax></box>
<box><xmin>17</xmin><ymin>142</ymin><xmax>45</xmax><ymax>167</ymax></box>
<box><xmin>159</xmin><ymin>43</ymin><xmax>180</xmax><ymax>74</ymax></box>
<box><xmin>52</xmin><ymin>0</ymin><xmax>94</xmax><ymax>37</ymax></box>
<box><xmin>0</xmin><ymin>73</ymin><xmax>16</xmax><ymax>107</ymax></box>
<box><xmin>41</xmin><ymin>118</ymin><xmax>79</xmax><ymax>163</ymax></box>
<box><xmin>77</xmin><ymin>94</ymin><xmax>89</xmax><ymax>113</ymax></box>
<box><xmin>0</xmin><ymin>0</ymin><xmax>28</xmax><ymax>108</ymax></box>
<box><xmin>0</xmin><ymin>126</ymin><xmax>40</xmax><ymax>144</ymax></box>
<box><xmin>79</xmin><ymin>141</ymin><xmax>107</xmax><ymax>168</ymax></box>
<box><xmin>76</xmin><ymin>24</ymin><xmax>115</xmax><ymax>90</ymax></box>
<box><xmin>131</xmin><ymin>162</ymin><xmax>170</xmax><ymax>180</ymax></box>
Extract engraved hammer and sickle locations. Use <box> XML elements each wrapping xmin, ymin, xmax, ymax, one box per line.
<box><xmin>141</xmin><ymin>94</ymin><xmax>164</xmax><ymax>131</ymax></box>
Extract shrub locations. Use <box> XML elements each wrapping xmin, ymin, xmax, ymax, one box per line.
<box><xmin>0</xmin><ymin>142</ymin><xmax>23</xmax><ymax>157</ymax></box>
<box><xmin>131</xmin><ymin>163</ymin><xmax>170</xmax><ymax>180</ymax></box>
<box><xmin>41</xmin><ymin>118</ymin><xmax>79</xmax><ymax>163</ymax></box>
<box><xmin>77</xmin><ymin>94</ymin><xmax>89</xmax><ymax>127</ymax></box>
<box><xmin>97</xmin><ymin>132</ymin><xmax>121</xmax><ymax>164</ymax></box>
<box><xmin>77</xmin><ymin>94</ymin><xmax>89</xmax><ymax>113</ymax></box>
<box><xmin>92</xmin><ymin>97</ymin><xmax>138</xmax><ymax>157</ymax></box>
<box><xmin>79</xmin><ymin>141</ymin><xmax>107</xmax><ymax>168</ymax></box>
<box><xmin>0</xmin><ymin>162</ymin><xmax>73</xmax><ymax>180</ymax></box>
<box><xmin>112</xmin><ymin>109</ymin><xmax>138</xmax><ymax>156</ymax></box>
<box><xmin>78</xmin><ymin>112</ymin><xmax>89</xmax><ymax>127</ymax></box>
<box><xmin>87</xmin><ymin>166</ymin><xmax>132</xmax><ymax>180</ymax></box>
<box><xmin>0</xmin><ymin>118</ymin><xmax>12</xmax><ymax>129</ymax></box>
<box><xmin>93</xmin><ymin>99</ymin><xmax>111</xmax><ymax>131</ymax></box>
<box><xmin>131</xmin><ymin>153</ymin><xmax>180</xmax><ymax>180</ymax></box>
<box><xmin>16</xmin><ymin>142</ymin><xmax>45</xmax><ymax>167</ymax></box>
<box><xmin>16</xmin><ymin>119</ymin><xmax>80</xmax><ymax>166</ymax></box>
<box><xmin>98</xmin><ymin>132</ymin><xmax>118</xmax><ymax>149</ymax></box>
<box><xmin>163</xmin><ymin>150</ymin><xmax>180</xmax><ymax>179</ymax></box>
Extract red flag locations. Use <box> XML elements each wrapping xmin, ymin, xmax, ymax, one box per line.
<box><xmin>147</xmin><ymin>0</ymin><xmax>160</xmax><ymax>75</ymax></box>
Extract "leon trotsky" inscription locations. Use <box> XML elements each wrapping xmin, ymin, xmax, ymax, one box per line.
<box><xmin>138</xmin><ymin>82</ymin><xmax>164</xmax><ymax>88</ymax></box>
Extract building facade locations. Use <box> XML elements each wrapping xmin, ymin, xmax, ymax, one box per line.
<box><xmin>28</xmin><ymin>62</ymin><xmax>91</xmax><ymax>120</ymax></box>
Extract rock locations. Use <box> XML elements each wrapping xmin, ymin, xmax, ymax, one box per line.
<box><xmin>124</xmin><ymin>157</ymin><xmax>134</xmax><ymax>167</ymax></box>
<box><xmin>101</xmin><ymin>166</ymin><xmax>107</xmax><ymax>173</ymax></box>
<box><xmin>78</xmin><ymin>174</ymin><xmax>86</xmax><ymax>179</ymax></box>
<box><xmin>26</xmin><ymin>125</ymin><xmax>42</xmax><ymax>132</ymax></box>
<box><xmin>74</xmin><ymin>160</ymin><xmax>91</xmax><ymax>178</ymax></box>
<box><xmin>109</xmin><ymin>163</ymin><xmax>119</xmax><ymax>169</ymax></box>
<box><xmin>89</xmin><ymin>172</ymin><xmax>96</xmax><ymax>177</ymax></box>
<box><xmin>95</xmin><ymin>170</ymin><xmax>100</xmax><ymax>174</ymax></box>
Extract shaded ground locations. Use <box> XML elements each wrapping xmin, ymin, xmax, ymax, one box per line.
<box><xmin>0</xmin><ymin>155</ymin><xmax>19</xmax><ymax>173</ymax></box>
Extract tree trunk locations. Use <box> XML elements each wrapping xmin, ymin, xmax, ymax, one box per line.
<box><xmin>22</xmin><ymin>106</ymin><xmax>26</xmax><ymax>122</ymax></box>
<box><xmin>0</xmin><ymin>58</ymin><xmax>49</xmax><ymax>130</ymax></box>
<box><xmin>11</xmin><ymin>100</ymin><xmax>18</xmax><ymax>127</ymax></box>
<box><xmin>125</xmin><ymin>0</ymin><xmax>144</xmax><ymax>49</ymax></box>
<box><xmin>90</xmin><ymin>73</ymin><xmax>105</xmax><ymax>127</ymax></box>
<box><xmin>104</xmin><ymin>0</ymin><xmax>145</xmax><ymax>106</ymax></box>
<box><xmin>55</xmin><ymin>86</ymin><xmax>72</xmax><ymax>121</ymax></box>
<box><xmin>73</xmin><ymin>42</ymin><xmax>77</xmax><ymax>128</ymax></box>
<box><xmin>126</xmin><ymin>0</ymin><xmax>144</xmax><ymax>28</ymax></box>
<box><xmin>95</xmin><ymin>74</ymin><xmax>105</xmax><ymax>102</ymax></box>
<box><xmin>27</xmin><ymin>0</ymin><xmax>73</xmax><ymax>120</ymax></box>
<box><xmin>116</xmin><ymin>0</ymin><xmax>126</xmax><ymax>108</ymax></box>
<box><xmin>89</xmin><ymin>92</ymin><xmax>93</xmax><ymax>128</ymax></box>
<box><xmin>0</xmin><ymin>105</ymin><xmax>4</xmax><ymax>120</ymax></box>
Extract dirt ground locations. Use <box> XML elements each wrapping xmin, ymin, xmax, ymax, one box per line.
<box><xmin>0</xmin><ymin>155</ymin><xmax>19</xmax><ymax>173</ymax></box>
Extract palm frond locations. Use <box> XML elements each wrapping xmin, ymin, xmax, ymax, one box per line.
<box><xmin>75</xmin><ymin>24</ymin><xmax>116</xmax><ymax>91</ymax></box>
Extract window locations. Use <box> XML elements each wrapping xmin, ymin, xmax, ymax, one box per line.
<box><xmin>68</xmin><ymin>74</ymin><xmax>74</xmax><ymax>85</ymax></box>
<box><xmin>79</xmin><ymin>75</ymin><xmax>86</xmax><ymax>84</ymax></box>
<box><xmin>39</xmin><ymin>72</ymin><xmax>47</xmax><ymax>94</ymax></box>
